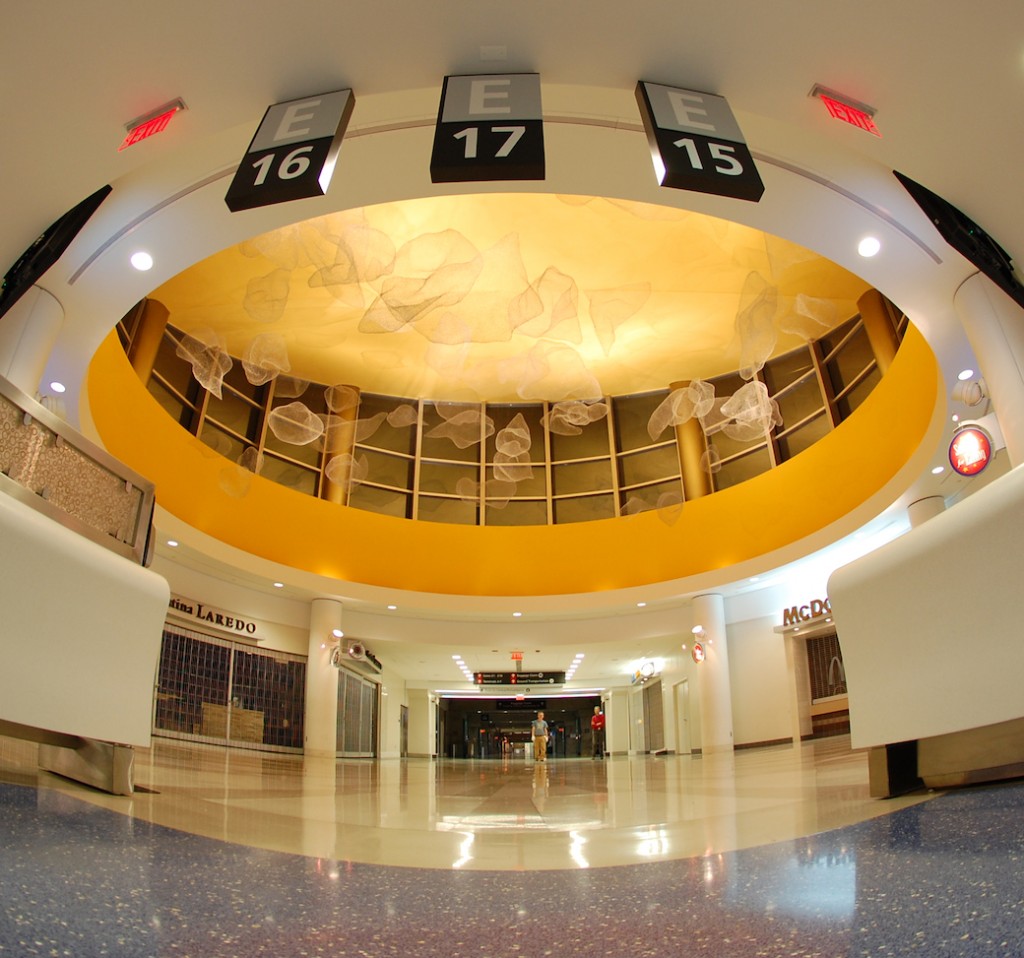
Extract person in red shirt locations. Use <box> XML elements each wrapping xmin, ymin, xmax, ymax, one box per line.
<box><xmin>591</xmin><ymin>705</ymin><xmax>606</xmax><ymax>759</ymax></box>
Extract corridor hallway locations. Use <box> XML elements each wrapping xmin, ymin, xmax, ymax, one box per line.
<box><xmin>2</xmin><ymin>735</ymin><xmax>1021</xmax><ymax>956</ymax></box>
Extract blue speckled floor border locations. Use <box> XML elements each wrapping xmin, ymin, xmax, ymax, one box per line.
<box><xmin>2</xmin><ymin>779</ymin><xmax>1022</xmax><ymax>957</ymax></box>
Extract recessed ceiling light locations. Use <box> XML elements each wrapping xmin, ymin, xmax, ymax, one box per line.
<box><xmin>957</xmin><ymin>368</ymin><xmax>975</xmax><ymax>381</ymax></box>
<box><xmin>452</xmin><ymin>655</ymin><xmax>461</xmax><ymax>660</ymax></box>
<box><xmin>931</xmin><ymin>466</ymin><xmax>944</xmax><ymax>475</ymax></box>
<box><xmin>332</xmin><ymin>628</ymin><xmax>344</xmax><ymax>638</ymax></box>
<box><xmin>512</xmin><ymin>611</ymin><xmax>522</xmax><ymax>618</ymax></box>
<box><xmin>387</xmin><ymin>605</ymin><xmax>397</xmax><ymax>611</ymax></box>
<box><xmin>857</xmin><ymin>236</ymin><xmax>881</xmax><ymax>257</ymax></box>
<box><xmin>273</xmin><ymin>582</ymin><xmax>284</xmax><ymax>588</ymax></box>
<box><xmin>48</xmin><ymin>381</ymin><xmax>66</xmax><ymax>394</ymax></box>
<box><xmin>952</xmin><ymin>414</ymin><xmax>960</xmax><ymax>422</ymax></box>
<box><xmin>130</xmin><ymin>251</ymin><xmax>154</xmax><ymax>271</ymax></box>
<box><xmin>166</xmin><ymin>539</ymin><xmax>178</xmax><ymax>548</ymax></box>
<box><xmin>636</xmin><ymin>601</ymin><xmax>647</xmax><ymax>608</ymax></box>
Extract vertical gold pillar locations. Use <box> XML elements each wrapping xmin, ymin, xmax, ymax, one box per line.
<box><xmin>126</xmin><ymin>299</ymin><xmax>170</xmax><ymax>383</ymax></box>
<box><xmin>320</xmin><ymin>385</ymin><xmax>360</xmax><ymax>505</ymax></box>
<box><xmin>670</xmin><ymin>380</ymin><xmax>713</xmax><ymax>500</ymax></box>
<box><xmin>857</xmin><ymin>289</ymin><xmax>900</xmax><ymax>375</ymax></box>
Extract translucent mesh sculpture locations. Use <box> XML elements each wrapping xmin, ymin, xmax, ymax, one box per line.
<box><xmin>243</xmin><ymin>268</ymin><xmax>292</xmax><ymax>324</ymax></box>
<box><xmin>492</xmin><ymin>413</ymin><xmax>534</xmax><ymax>483</ymax></box>
<box><xmin>219</xmin><ymin>448</ymin><xmax>263</xmax><ymax>498</ymax></box>
<box><xmin>509</xmin><ymin>267</ymin><xmax>581</xmax><ymax>342</ymax></box>
<box><xmin>308</xmin><ymin>224</ymin><xmax>396</xmax><ymax>292</ymax></box>
<box><xmin>387</xmin><ymin>403</ymin><xmax>419</xmax><ymax>428</ymax></box>
<box><xmin>587</xmin><ymin>283</ymin><xmax>651</xmax><ymax>356</ymax></box>
<box><xmin>647</xmin><ymin>381</ymin><xmax>716</xmax><ymax>441</ymax></box>
<box><xmin>700</xmin><ymin>444</ymin><xmax>722</xmax><ymax>475</ymax></box>
<box><xmin>484</xmin><ymin>478</ymin><xmax>518</xmax><ymax>508</ymax></box>
<box><xmin>544</xmin><ymin>400</ymin><xmax>609</xmax><ymax>436</ymax></box>
<box><xmin>362</xmin><ymin>229</ymin><xmax>484</xmax><ymax>332</ymax></box>
<box><xmin>324</xmin><ymin>452</ymin><xmax>369</xmax><ymax>492</ymax></box>
<box><xmin>242</xmin><ymin>334</ymin><xmax>290</xmax><ymax>386</ymax></box>
<box><xmin>778</xmin><ymin>293</ymin><xmax>838</xmax><ymax>340</ymax></box>
<box><xmin>175</xmin><ymin>329</ymin><xmax>233</xmax><ymax>399</ymax></box>
<box><xmin>267</xmin><ymin>402</ymin><xmax>325</xmax><ymax>445</ymax></box>
<box><xmin>426</xmin><ymin>405</ymin><xmax>495</xmax><ymax>449</ymax></box>
<box><xmin>324</xmin><ymin>384</ymin><xmax>359</xmax><ymax>415</ymax></box>
<box><xmin>735</xmin><ymin>272</ymin><xmax>778</xmax><ymax>380</ymax></box>
<box><xmin>274</xmin><ymin>376</ymin><xmax>309</xmax><ymax>399</ymax></box>
<box><xmin>718</xmin><ymin>381</ymin><xmax>783</xmax><ymax>442</ymax></box>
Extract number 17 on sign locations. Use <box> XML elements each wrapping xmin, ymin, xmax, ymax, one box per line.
<box><xmin>430</xmin><ymin>74</ymin><xmax>545</xmax><ymax>184</ymax></box>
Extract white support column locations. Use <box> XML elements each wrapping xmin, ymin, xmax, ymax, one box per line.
<box><xmin>954</xmin><ymin>272</ymin><xmax>1024</xmax><ymax>467</ymax></box>
<box><xmin>304</xmin><ymin>598</ymin><xmax>342</xmax><ymax>757</ymax></box>
<box><xmin>0</xmin><ymin>287</ymin><xmax>63</xmax><ymax>396</ymax></box>
<box><xmin>693</xmin><ymin>593</ymin><xmax>734</xmax><ymax>754</ymax></box>
<box><xmin>406</xmin><ymin>688</ymin><xmax>435</xmax><ymax>758</ymax></box>
<box><xmin>605</xmin><ymin>689</ymin><xmax>630</xmax><ymax>756</ymax></box>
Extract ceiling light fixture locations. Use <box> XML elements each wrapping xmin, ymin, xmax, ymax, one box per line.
<box><xmin>166</xmin><ymin>539</ymin><xmax>178</xmax><ymax>547</ymax></box>
<box><xmin>512</xmin><ymin>611</ymin><xmax>522</xmax><ymax>618</ymax></box>
<box><xmin>857</xmin><ymin>236</ymin><xmax>881</xmax><ymax>258</ymax></box>
<box><xmin>273</xmin><ymin>582</ymin><xmax>284</xmax><ymax>589</ymax></box>
<box><xmin>48</xmin><ymin>381</ymin><xmax>66</xmax><ymax>394</ymax></box>
<box><xmin>958</xmin><ymin>369</ymin><xmax>975</xmax><ymax>381</ymax></box>
<box><xmin>931</xmin><ymin>466</ymin><xmax>944</xmax><ymax>475</ymax></box>
<box><xmin>130</xmin><ymin>251</ymin><xmax>154</xmax><ymax>271</ymax></box>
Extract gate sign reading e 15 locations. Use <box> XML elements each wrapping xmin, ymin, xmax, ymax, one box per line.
<box><xmin>635</xmin><ymin>81</ymin><xmax>764</xmax><ymax>203</ymax></box>
<box><xmin>430</xmin><ymin>74</ymin><xmax>545</xmax><ymax>184</ymax></box>
<box><xmin>225</xmin><ymin>90</ymin><xmax>355</xmax><ymax>212</ymax></box>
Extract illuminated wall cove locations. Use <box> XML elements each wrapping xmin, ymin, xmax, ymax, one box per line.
<box><xmin>117</xmin><ymin>298</ymin><xmax>905</xmax><ymax>528</ymax></box>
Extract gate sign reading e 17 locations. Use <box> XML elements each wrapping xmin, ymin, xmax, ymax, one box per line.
<box><xmin>430</xmin><ymin>74</ymin><xmax>545</xmax><ymax>183</ymax></box>
<box><xmin>635</xmin><ymin>81</ymin><xmax>764</xmax><ymax>203</ymax></box>
<box><xmin>225</xmin><ymin>90</ymin><xmax>355</xmax><ymax>212</ymax></box>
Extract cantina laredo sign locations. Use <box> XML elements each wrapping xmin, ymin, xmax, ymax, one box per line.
<box><xmin>168</xmin><ymin>594</ymin><xmax>261</xmax><ymax>639</ymax></box>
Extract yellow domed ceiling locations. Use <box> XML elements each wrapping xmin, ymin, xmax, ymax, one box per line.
<box><xmin>149</xmin><ymin>193</ymin><xmax>868</xmax><ymax>403</ymax></box>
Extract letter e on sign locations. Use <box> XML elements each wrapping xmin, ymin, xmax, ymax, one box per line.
<box><xmin>225</xmin><ymin>90</ymin><xmax>355</xmax><ymax>213</ymax></box>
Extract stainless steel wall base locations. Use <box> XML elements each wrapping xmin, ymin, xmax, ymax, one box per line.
<box><xmin>38</xmin><ymin>739</ymin><xmax>135</xmax><ymax>795</ymax></box>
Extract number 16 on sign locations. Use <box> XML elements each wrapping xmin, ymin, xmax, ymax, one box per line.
<box><xmin>225</xmin><ymin>90</ymin><xmax>355</xmax><ymax>212</ymax></box>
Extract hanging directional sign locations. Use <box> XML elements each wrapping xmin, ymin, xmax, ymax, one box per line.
<box><xmin>430</xmin><ymin>73</ymin><xmax>545</xmax><ymax>183</ymax></box>
<box><xmin>635</xmin><ymin>81</ymin><xmax>764</xmax><ymax>203</ymax></box>
<box><xmin>225</xmin><ymin>89</ymin><xmax>355</xmax><ymax>212</ymax></box>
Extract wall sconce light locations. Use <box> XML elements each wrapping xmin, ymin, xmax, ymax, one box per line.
<box><xmin>691</xmin><ymin>625</ymin><xmax>706</xmax><ymax>640</ymax></box>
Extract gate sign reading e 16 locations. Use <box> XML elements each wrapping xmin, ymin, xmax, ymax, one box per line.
<box><xmin>430</xmin><ymin>74</ymin><xmax>545</xmax><ymax>184</ymax></box>
<box><xmin>635</xmin><ymin>81</ymin><xmax>764</xmax><ymax>203</ymax></box>
<box><xmin>225</xmin><ymin>90</ymin><xmax>355</xmax><ymax>212</ymax></box>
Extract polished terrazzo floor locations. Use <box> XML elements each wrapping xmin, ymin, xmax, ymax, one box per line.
<box><xmin>2</xmin><ymin>735</ymin><xmax>1022</xmax><ymax>956</ymax></box>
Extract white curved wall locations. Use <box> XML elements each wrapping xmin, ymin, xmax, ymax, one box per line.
<box><xmin>829</xmin><ymin>463</ymin><xmax>1024</xmax><ymax>749</ymax></box>
<box><xmin>0</xmin><ymin>494</ymin><xmax>169</xmax><ymax>746</ymax></box>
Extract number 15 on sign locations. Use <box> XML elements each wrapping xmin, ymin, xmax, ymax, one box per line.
<box><xmin>636</xmin><ymin>81</ymin><xmax>764</xmax><ymax>203</ymax></box>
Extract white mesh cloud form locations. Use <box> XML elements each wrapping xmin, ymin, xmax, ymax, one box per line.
<box><xmin>219</xmin><ymin>447</ymin><xmax>263</xmax><ymax>498</ymax></box>
<box><xmin>175</xmin><ymin>329</ymin><xmax>233</xmax><ymax>399</ymax></box>
<box><xmin>493</xmin><ymin>412</ymin><xmax>534</xmax><ymax>483</ymax></box>
<box><xmin>623</xmin><ymin>490</ymin><xmax>684</xmax><ymax>525</ymax></box>
<box><xmin>426</xmin><ymin>405</ymin><xmax>495</xmax><ymax>449</ymax></box>
<box><xmin>544</xmin><ymin>400</ymin><xmax>609</xmax><ymax>436</ymax></box>
<box><xmin>267</xmin><ymin>402</ymin><xmax>325</xmax><ymax>445</ymax></box>
<box><xmin>242</xmin><ymin>333</ymin><xmax>291</xmax><ymax>386</ymax></box>
<box><xmin>325</xmin><ymin>452</ymin><xmax>369</xmax><ymax>492</ymax></box>
<box><xmin>647</xmin><ymin>381</ymin><xmax>715</xmax><ymax>441</ymax></box>
<box><xmin>735</xmin><ymin>272</ymin><xmax>779</xmax><ymax>380</ymax></box>
<box><xmin>715</xmin><ymin>381</ymin><xmax>783</xmax><ymax>442</ymax></box>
